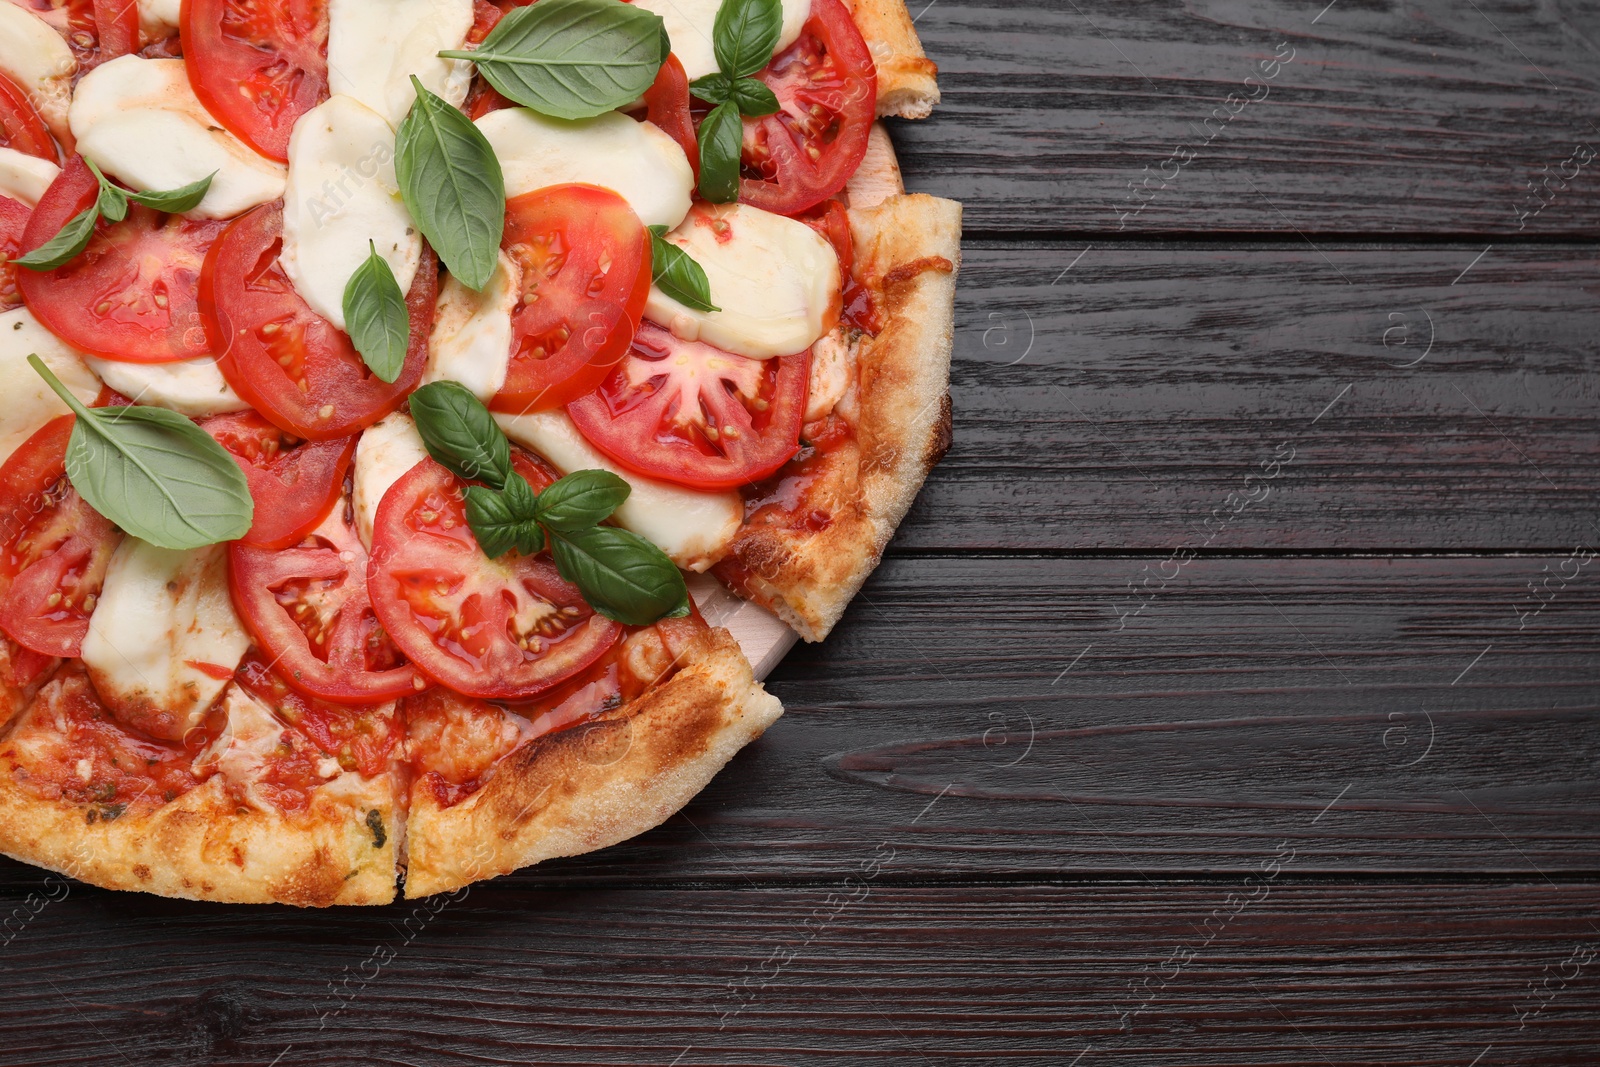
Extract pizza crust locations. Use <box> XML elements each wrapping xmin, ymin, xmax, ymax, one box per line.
<box><xmin>402</xmin><ymin>626</ymin><xmax>782</xmax><ymax>898</ymax></box>
<box><xmin>852</xmin><ymin>0</ymin><xmax>942</xmax><ymax>119</ymax></box>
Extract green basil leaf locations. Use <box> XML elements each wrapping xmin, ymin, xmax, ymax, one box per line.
<box><xmin>533</xmin><ymin>469</ymin><xmax>631</xmax><ymax>532</ymax></box>
<box><xmin>647</xmin><ymin>226</ymin><xmax>719</xmax><ymax>312</ymax></box>
<box><xmin>28</xmin><ymin>355</ymin><xmax>253</xmax><ymax>549</ymax></box>
<box><xmin>690</xmin><ymin>72</ymin><xmax>734</xmax><ymax>107</ymax></box>
<box><xmin>713</xmin><ymin>0</ymin><xmax>782</xmax><ymax>79</ymax></box>
<box><xmin>697</xmin><ymin>100</ymin><xmax>744</xmax><ymax>204</ymax></box>
<box><xmin>14</xmin><ymin>206</ymin><xmax>99</xmax><ymax>272</ymax></box>
<box><xmin>85</xmin><ymin>159</ymin><xmax>128</xmax><ymax>223</ymax></box>
<box><xmin>343</xmin><ymin>241</ymin><xmax>411</xmax><ymax>384</ymax></box>
<box><xmin>409</xmin><ymin>380</ymin><xmax>513</xmax><ymax>490</ymax></box>
<box><xmin>440</xmin><ymin>0</ymin><xmax>667</xmax><ymax>121</ymax></box>
<box><xmin>396</xmin><ymin>76</ymin><xmax>505</xmax><ymax>291</ymax></box>
<box><xmin>129</xmin><ymin>171</ymin><xmax>217</xmax><ymax>214</ymax></box>
<box><xmin>730</xmin><ymin>76</ymin><xmax>779</xmax><ymax>117</ymax></box>
<box><xmin>465</xmin><ymin>474</ymin><xmax>545</xmax><ymax>557</ymax></box>
<box><xmin>548</xmin><ymin>525</ymin><xmax>689</xmax><ymax>626</ymax></box>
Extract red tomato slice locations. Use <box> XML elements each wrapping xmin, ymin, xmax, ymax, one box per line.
<box><xmin>229</xmin><ymin>490</ymin><xmax>419</xmax><ymax>705</ymax></box>
<box><xmin>13</xmin><ymin>0</ymin><xmax>138</xmax><ymax>74</ymax></box>
<box><xmin>488</xmin><ymin>184</ymin><xmax>651</xmax><ymax>415</ymax></box>
<box><xmin>566</xmin><ymin>322</ymin><xmax>810</xmax><ymax>491</ymax></box>
<box><xmin>737</xmin><ymin>0</ymin><xmax>876</xmax><ymax>215</ymax></box>
<box><xmin>90</xmin><ymin>0</ymin><xmax>138</xmax><ymax>63</ymax></box>
<box><xmin>18</xmin><ymin>157</ymin><xmax>225</xmax><ymax>363</ymax></box>
<box><xmin>0</xmin><ymin>195</ymin><xmax>30</xmax><ymax>312</ymax></box>
<box><xmin>235</xmin><ymin>651</ymin><xmax>403</xmax><ymax>776</ymax></box>
<box><xmin>0</xmin><ymin>71</ymin><xmax>56</xmax><ymax>161</ymax></box>
<box><xmin>367</xmin><ymin>453</ymin><xmax>622</xmax><ymax>700</ymax></box>
<box><xmin>0</xmin><ymin>416</ymin><xmax>120</xmax><ymax>658</ymax></box>
<box><xmin>181</xmin><ymin>0</ymin><xmax>329</xmax><ymax>163</ymax></box>
<box><xmin>202</xmin><ymin>411</ymin><xmax>357</xmax><ymax>549</ymax></box>
<box><xmin>201</xmin><ymin>201</ymin><xmax>438</xmax><ymax>441</ymax></box>
<box><xmin>643</xmin><ymin>54</ymin><xmax>697</xmax><ymax>178</ymax></box>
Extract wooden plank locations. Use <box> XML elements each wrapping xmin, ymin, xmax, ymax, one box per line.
<box><xmin>0</xmin><ymin>883</ymin><xmax>1594</xmax><ymax>1064</ymax></box>
<box><xmin>895</xmin><ymin>242</ymin><xmax>1600</xmax><ymax>552</ymax></box>
<box><xmin>895</xmin><ymin>0</ymin><xmax>1600</xmax><ymax>234</ymax></box>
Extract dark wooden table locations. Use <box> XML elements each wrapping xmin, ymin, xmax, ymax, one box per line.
<box><xmin>6</xmin><ymin>1</ymin><xmax>1600</xmax><ymax>1062</ymax></box>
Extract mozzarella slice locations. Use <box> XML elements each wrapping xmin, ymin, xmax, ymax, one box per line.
<box><xmin>632</xmin><ymin>0</ymin><xmax>809</xmax><ymax>81</ymax></box>
<box><xmin>69</xmin><ymin>56</ymin><xmax>287</xmax><ymax>220</ymax></box>
<box><xmin>280</xmin><ymin>95</ymin><xmax>420</xmax><ymax>331</ymax></box>
<box><xmin>645</xmin><ymin>202</ymin><xmax>840</xmax><ymax>359</ymax></box>
<box><xmin>0</xmin><ymin>307</ymin><xmax>102</xmax><ymax>466</ymax></box>
<box><xmin>423</xmin><ymin>250</ymin><xmax>518</xmax><ymax>402</ymax></box>
<box><xmin>352</xmin><ymin>412</ymin><xmax>431</xmax><ymax>549</ymax></box>
<box><xmin>804</xmin><ymin>326</ymin><xmax>855</xmax><ymax>422</ymax></box>
<box><xmin>137</xmin><ymin>0</ymin><xmax>182</xmax><ymax>36</ymax></box>
<box><xmin>327</xmin><ymin>0</ymin><xmax>474</xmax><ymax>126</ymax></box>
<box><xmin>477</xmin><ymin>108</ymin><xmax>693</xmax><ymax>230</ymax></box>
<box><xmin>494</xmin><ymin>409</ymin><xmax>741</xmax><ymax>572</ymax></box>
<box><xmin>81</xmin><ymin>541</ymin><xmax>252</xmax><ymax>738</ymax></box>
<box><xmin>84</xmin><ymin>355</ymin><xmax>250</xmax><ymax>418</ymax></box>
<box><xmin>0</xmin><ymin>4</ymin><xmax>74</xmax><ymax>144</ymax></box>
<box><xmin>0</xmin><ymin>148</ymin><xmax>60</xmax><ymax>208</ymax></box>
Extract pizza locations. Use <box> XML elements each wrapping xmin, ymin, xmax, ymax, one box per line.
<box><xmin>0</xmin><ymin>0</ymin><xmax>959</xmax><ymax>904</ymax></box>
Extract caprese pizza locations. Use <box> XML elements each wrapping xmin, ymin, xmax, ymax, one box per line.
<box><xmin>0</xmin><ymin>0</ymin><xmax>958</xmax><ymax>904</ymax></box>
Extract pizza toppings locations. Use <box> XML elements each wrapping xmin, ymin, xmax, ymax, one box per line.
<box><xmin>203</xmin><ymin>411</ymin><xmax>356</xmax><ymax>549</ymax></box>
<box><xmin>633</xmin><ymin>0</ymin><xmax>809</xmax><ymax>82</ymax></box>
<box><xmin>0</xmin><ymin>3</ymin><xmax>76</xmax><ymax>146</ymax></box>
<box><xmin>87</xmin><ymin>354</ymin><xmax>248</xmax><ymax>418</ymax></box>
<box><xmin>0</xmin><ymin>150</ymin><xmax>61</xmax><ymax>208</ymax></box>
<box><xmin>326</xmin><ymin>0</ymin><xmax>474</xmax><ymax>126</ymax></box>
<box><xmin>0</xmin><ymin>307</ymin><xmax>102</xmax><ymax>465</ymax></box>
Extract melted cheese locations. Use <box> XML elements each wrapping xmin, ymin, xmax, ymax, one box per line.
<box><xmin>494</xmin><ymin>409</ymin><xmax>740</xmax><ymax>572</ymax></box>
<box><xmin>280</xmin><ymin>94</ymin><xmax>420</xmax><ymax>331</ymax></box>
<box><xmin>423</xmin><ymin>250</ymin><xmax>518</xmax><ymax>402</ymax></box>
<box><xmin>0</xmin><ymin>307</ymin><xmax>102</xmax><ymax>466</ymax></box>
<box><xmin>352</xmin><ymin>412</ymin><xmax>431</xmax><ymax>549</ymax></box>
<box><xmin>477</xmin><ymin>108</ymin><xmax>693</xmax><ymax>229</ymax></box>
<box><xmin>80</xmin><ymin>541</ymin><xmax>252</xmax><ymax>736</ymax></box>
<box><xmin>0</xmin><ymin>4</ymin><xmax>74</xmax><ymax>143</ymax></box>
<box><xmin>804</xmin><ymin>326</ymin><xmax>855</xmax><ymax>422</ymax></box>
<box><xmin>84</xmin><ymin>355</ymin><xmax>250</xmax><ymax>418</ymax></box>
<box><xmin>191</xmin><ymin>685</ymin><xmax>290</xmax><ymax>801</ymax></box>
<box><xmin>632</xmin><ymin>0</ymin><xmax>809</xmax><ymax>81</ymax></box>
<box><xmin>137</xmin><ymin>0</ymin><xmax>182</xmax><ymax>36</ymax></box>
<box><xmin>645</xmin><ymin>202</ymin><xmax>840</xmax><ymax>359</ymax></box>
<box><xmin>0</xmin><ymin>147</ymin><xmax>60</xmax><ymax>208</ymax></box>
<box><xmin>327</xmin><ymin>0</ymin><xmax>474</xmax><ymax>126</ymax></box>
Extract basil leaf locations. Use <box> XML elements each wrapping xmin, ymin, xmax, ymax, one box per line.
<box><xmin>440</xmin><ymin>0</ymin><xmax>667</xmax><ymax>121</ymax></box>
<box><xmin>409</xmin><ymin>381</ymin><xmax>514</xmax><ymax>490</ymax></box>
<box><xmin>697</xmin><ymin>100</ymin><xmax>744</xmax><ymax>204</ymax></box>
<box><xmin>690</xmin><ymin>72</ymin><xmax>734</xmax><ymax>107</ymax></box>
<box><xmin>647</xmin><ymin>225</ymin><xmax>719</xmax><ymax>312</ymax></box>
<box><xmin>28</xmin><ymin>356</ymin><xmax>253</xmax><ymax>549</ymax></box>
<box><xmin>465</xmin><ymin>474</ymin><xmax>545</xmax><ymax>557</ymax></box>
<box><xmin>713</xmin><ymin>0</ymin><xmax>782</xmax><ymax>79</ymax></box>
<box><xmin>85</xmin><ymin>159</ymin><xmax>128</xmax><ymax>223</ymax></box>
<box><xmin>396</xmin><ymin>76</ymin><xmax>505</xmax><ymax>292</ymax></box>
<box><xmin>548</xmin><ymin>525</ymin><xmax>689</xmax><ymax>626</ymax></box>
<box><xmin>730</xmin><ymin>76</ymin><xmax>779</xmax><ymax>117</ymax></box>
<box><xmin>533</xmin><ymin>469</ymin><xmax>631</xmax><ymax>532</ymax></box>
<box><xmin>129</xmin><ymin>171</ymin><xmax>217</xmax><ymax>214</ymax></box>
<box><xmin>14</xmin><ymin>206</ymin><xmax>99</xmax><ymax>272</ymax></box>
<box><xmin>343</xmin><ymin>241</ymin><xmax>411</xmax><ymax>384</ymax></box>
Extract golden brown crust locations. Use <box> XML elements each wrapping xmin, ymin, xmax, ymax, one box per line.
<box><xmin>851</xmin><ymin>0</ymin><xmax>942</xmax><ymax>119</ymax></box>
<box><xmin>402</xmin><ymin>627</ymin><xmax>782</xmax><ymax>897</ymax></box>
<box><xmin>716</xmin><ymin>194</ymin><xmax>960</xmax><ymax>642</ymax></box>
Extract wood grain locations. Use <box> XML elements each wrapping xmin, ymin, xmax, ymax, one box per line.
<box><xmin>896</xmin><ymin>0</ymin><xmax>1600</xmax><ymax>234</ymax></box>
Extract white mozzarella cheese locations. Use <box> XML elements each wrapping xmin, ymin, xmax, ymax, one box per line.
<box><xmin>0</xmin><ymin>148</ymin><xmax>60</xmax><ymax>208</ymax></box>
<box><xmin>0</xmin><ymin>307</ymin><xmax>102</xmax><ymax>466</ymax></box>
<box><xmin>327</xmin><ymin>0</ymin><xmax>474</xmax><ymax>126</ymax></box>
<box><xmin>81</xmin><ymin>541</ymin><xmax>252</xmax><ymax>735</ymax></box>
<box><xmin>494</xmin><ymin>409</ymin><xmax>740</xmax><ymax>572</ymax></box>
<box><xmin>352</xmin><ymin>412</ymin><xmax>431</xmax><ymax>549</ymax></box>
<box><xmin>84</xmin><ymin>355</ymin><xmax>250</xmax><ymax>417</ymax></box>
<box><xmin>477</xmin><ymin>108</ymin><xmax>693</xmax><ymax>230</ymax></box>
<box><xmin>137</xmin><ymin>0</ymin><xmax>182</xmax><ymax>36</ymax></box>
<box><xmin>645</xmin><ymin>202</ymin><xmax>840</xmax><ymax>359</ymax></box>
<box><xmin>69</xmin><ymin>56</ymin><xmax>287</xmax><ymax>220</ymax></box>
<box><xmin>804</xmin><ymin>326</ymin><xmax>854</xmax><ymax>422</ymax></box>
<box><xmin>0</xmin><ymin>4</ymin><xmax>74</xmax><ymax>143</ymax></box>
<box><xmin>633</xmin><ymin>0</ymin><xmax>809</xmax><ymax>81</ymax></box>
<box><xmin>280</xmin><ymin>94</ymin><xmax>420</xmax><ymax>331</ymax></box>
<box><xmin>423</xmin><ymin>250</ymin><xmax>518</xmax><ymax>402</ymax></box>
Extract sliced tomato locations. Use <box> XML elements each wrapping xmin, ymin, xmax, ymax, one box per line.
<box><xmin>13</xmin><ymin>0</ymin><xmax>139</xmax><ymax>73</ymax></box>
<box><xmin>18</xmin><ymin>157</ymin><xmax>225</xmax><ymax>363</ymax></box>
<box><xmin>235</xmin><ymin>652</ymin><xmax>402</xmax><ymax>776</ymax></box>
<box><xmin>736</xmin><ymin>0</ymin><xmax>876</xmax><ymax>215</ymax></box>
<box><xmin>0</xmin><ymin>71</ymin><xmax>56</xmax><ymax>161</ymax></box>
<box><xmin>230</xmin><ymin>491</ymin><xmax>418</xmax><ymax>705</ymax></box>
<box><xmin>367</xmin><ymin>453</ymin><xmax>622</xmax><ymax>700</ymax></box>
<box><xmin>643</xmin><ymin>53</ymin><xmax>697</xmax><ymax>178</ymax></box>
<box><xmin>567</xmin><ymin>322</ymin><xmax>810</xmax><ymax>491</ymax></box>
<box><xmin>0</xmin><ymin>195</ymin><xmax>30</xmax><ymax>312</ymax></box>
<box><xmin>202</xmin><ymin>411</ymin><xmax>356</xmax><ymax>549</ymax></box>
<box><xmin>201</xmin><ymin>201</ymin><xmax>438</xmax><ymax>440</ymax></box>
<box><xmin>0</xmin><ymin>416</ymin><xmax>120</xmax><ymax>659</ymax></box>
<box><xmin>89</xmin><ymin>0</ymin><xmax>139</xmax><ymax>62</ymax></box>
<box><xmin>181</xmin><ymin>0</ymin><xmax>329</xmax><ymax>163</ymax></box>
<box><xmin>486</xmin><ymin>184</ymin><xmax>651</xmax><ymax>415</ymax></box>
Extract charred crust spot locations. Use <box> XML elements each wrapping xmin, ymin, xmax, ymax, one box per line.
<box><xmin>881</xmin><ymin>255</ymin><xmax>954</xmax><ymax>292</ymax></box>
<box><xmin>925</xmin><ymin>394</ymin><xmax>954</xmax><ymax>469</ymax></box>
<box><xmin>132</xmin><ymin>864</ymin><xmax>150</xmax><ymax>881</ymax></box>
